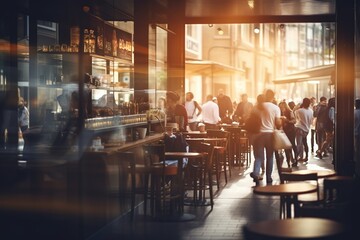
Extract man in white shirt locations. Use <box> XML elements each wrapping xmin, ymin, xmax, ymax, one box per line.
<box><xmin>201</xmin><ymin>95</ymin><xmax>221</xmax><ymax>130</ymax></box>
<box><xmin>250</xmin><ymin>90</ymin><xmax>282</xmax><ymax>185</ymax></box>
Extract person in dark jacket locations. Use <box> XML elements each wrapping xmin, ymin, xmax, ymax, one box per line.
<box><xmin>217</xmin><ymin>89</ymin><xmax>233</xmax><ymax>120</ymax></box>
<box><xmin>166</xmin><ymin>91</ymin><xmax>188</xmax><ymax>132</ymax></box>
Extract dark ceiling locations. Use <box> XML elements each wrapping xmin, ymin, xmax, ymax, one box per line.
<box><xmin>24</xmin><ymin>0</ymin><xmax>336</xmax><ymax>23</ymax></box>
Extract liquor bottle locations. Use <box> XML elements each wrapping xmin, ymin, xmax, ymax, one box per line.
<box><xmin>112</xmin><ymin>30</ymin><xmax>118</xmax><ymax>56</ymax></box>
<box><xmin>97</xmin><ymin>26</ymin><xmax>103</xmax><ymax>51</ymax></box>
<box><xmin>89</xmin><ymin>29</ymin><xmax>96</xmax><ymax>53</ymax></box>
<box><xmin>84</xmin><ymin>29</ymin><xmax>89</xmax><ymax>53</ymax></box>
<box><xmin>70</xmin><ymin>26</ymin><xmax>80</xmax><ymax>51</ymax></box>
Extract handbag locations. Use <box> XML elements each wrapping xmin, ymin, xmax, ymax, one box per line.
<box><xmin>273</xmin><ymin>129</ymin><xmax>292</xmax><ymax>150</ymax></box>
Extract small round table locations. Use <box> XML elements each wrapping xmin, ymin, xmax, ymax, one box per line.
<box><xmin>253</xmin><ymin>182</ymin><xmax>318</xmax><ymax>218</ymax></box>
<box><xmin>253</xmin><ymin>182</ymin><xmax>318</xmax><ymax>196</ymax></box>
<box><xmin>290</xmin><ymin>169</ymin><xmax>336</xmax><ymax>178</ymax></box>
<box><xmin>244</xmin><ymin>217</ymin><xmax>344</xmax><ymax>239</ymax></box>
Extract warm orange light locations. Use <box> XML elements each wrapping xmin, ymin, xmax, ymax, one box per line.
<box><xmin>217</xmin><ymin>28</ymin><xmax>224</xmax><ymax>35</ymax></box>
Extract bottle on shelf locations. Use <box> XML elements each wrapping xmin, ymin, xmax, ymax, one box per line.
<box><xmin>84</xmin><ymin>29</ymin><xmax>89</xmax><ymax>53</ymax></box>
<box><xmin>89</xmin><ymin>29</ymin><xmax>96</xmax><ymax>53</ymax></box>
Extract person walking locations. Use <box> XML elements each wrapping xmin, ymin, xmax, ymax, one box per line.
<box><xmin>250</xmin><ymin>90</ymin><xmax>282</xmax><ymax>185</ymax></box>
<box><xmin>309</xmin><ymin>97</ymin><xmax>317</xmax><ymax>153</ymax></box>
<box><xmin>233</xmin><ymin>93</ymin><xmax>254</xmax><ymax>124</ymax></box>
<box><xmin>317</xmin><ymin>97</ymin><xmax>335</xmax><ymax>159</ymax></box>
<box><xmin>279</xmin><ymin>101</ymin><xmax>296</xmax><ymax>167</ymax></box>
<box><xmin>294</xmin><ymin>98</ymin><xmax>313</xmax><ymax>165</ymax></box>
<box><xmin>201</xmin><ymin>94</ymin><xmax>221</xmax><ymax>130</ymax></box>
<box><xmin>217</xmin><ymin>89</ymin><xmax>233</xmax><ymax>120</ymax></box>
<box><xmin>184</xmin><ymin>92</ymin><xmax>202</xmax><ymax>131</ymax></box>
<box><xmin>314</xmin><ymin>96</ymin><xmax>328</xmax><ymax>157</ymax></box>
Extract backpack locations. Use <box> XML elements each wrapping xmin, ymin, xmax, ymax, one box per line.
<box><xmin>164</xmin><ymin>133</ymin><xmax>189</xmax><ymax>152</ymax></box>
<box><xmin>244</xmin><ymin>108</ymin><xmax>261</xmax><ymax>134</ymax></box>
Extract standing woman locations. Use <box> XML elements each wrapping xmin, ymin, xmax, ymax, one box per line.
<box><xmin>166</xmin><ymin>91</ymin><xmax>188</xmax><ymax>132</ymax></box>
<box><xmin>294</xmin><ymin>98</ymin><xmax>313</xmax><ymax>164</ymax></box>
<box><xmin>184</xmin><ymin>92</ymin><xmax>202</xmax><ymax>131</ymax></box>
<box><xmin>279</xmin><ymin>101</ymin><xmax>296</xmax><ymax>167</ymax></box>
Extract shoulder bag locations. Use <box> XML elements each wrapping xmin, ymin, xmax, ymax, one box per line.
<box><xmin>273</xmin><ymin>129</ymin><xmax>292</xmax><ymax>150</ymax></box>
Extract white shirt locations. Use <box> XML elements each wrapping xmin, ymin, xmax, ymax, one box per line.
<box><xmin>185</xmin><ymin>100</ymin><xmax>198</xmax><ymax>123</ymax></box>
<box><xmin>201</xmin><ymin>100</ymin><xmax>220</xmax><ymax>124</ymax></box>
<box><xmin>19</xmin><ymin>106</ymin><xmax>29</xmax><ymax>127</ymax></box>
<box><xmin>294</xmin><ymin>107</ymin><xmax>314</xmax><ymax>133</ymax></box>
<box><xmin>260</xmin><ymin>102</ymin><xmax>281</xmax><ymax>133</ymax></box>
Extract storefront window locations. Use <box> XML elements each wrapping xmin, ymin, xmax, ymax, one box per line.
<box><xmin>148</xmin><ymin>25</ymin><xmax>167</xmax><ymax>110</ymax></box>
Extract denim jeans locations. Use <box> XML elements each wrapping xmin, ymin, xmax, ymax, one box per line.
<box><xmin>251</xmin><ymin>132</ymin><xmax>274</xmax><ymax>181</ymax></box>
<box><xmin>295</xmin><ymin>128</ymin><xmax>309</xmax><ymax>159</ymax></box>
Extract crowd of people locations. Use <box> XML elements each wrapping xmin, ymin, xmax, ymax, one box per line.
<box><xmin>164</xmin><ymin>88</ymin><xmax>354</xmax><ymax>185</ymax></box>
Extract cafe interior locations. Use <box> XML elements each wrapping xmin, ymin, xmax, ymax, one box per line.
<box><xmin>0</xmin><ymin>0</ymin><xmax>359</xmax><ymax>239</ymax></box>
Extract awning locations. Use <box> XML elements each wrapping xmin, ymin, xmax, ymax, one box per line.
<box><xmin>273</xmin><ymin>64</ymin><xmax>335</xmax><ymax>84</ymax></box>
<box><xmin>185</xmin><ymin>60</ymin><xmax>245</xmax><ymax>75</ymax></box>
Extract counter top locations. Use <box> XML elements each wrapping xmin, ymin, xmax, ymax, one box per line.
<box><xmin>89</xmin><ymin>133</ymin><xmax>164</xmax><ymax>155</ymax></box>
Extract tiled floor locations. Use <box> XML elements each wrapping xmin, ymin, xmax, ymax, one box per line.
<box><xmin>89</xmin><ymin>150</ymin><xmax>335</xmax><ymax>240</ymax></box>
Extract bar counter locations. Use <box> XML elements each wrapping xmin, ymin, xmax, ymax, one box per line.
<box><xmin>90</xmin><ymin>133</ymin><xmax>164</xmax><ymax>155</ymax></box>
<box><xmin>77</xmin><ymin>132</ymin><xmax>164</xmax><ymax>237</ymax></box>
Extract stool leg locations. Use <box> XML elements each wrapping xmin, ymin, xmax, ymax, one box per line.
<box><xmin>130</xmin><ymin>171</ymin><xmax>136</xmax><ymax>219</ymax></box>
<box><xmin>143</xmin><ymin>173</ymin><xmax>149</xmax><ymax>216</ymax></box>
<box><xmin>208</xmin><ymin>169</ymin><xmax>214</xmax><ymax>209</ymax></box>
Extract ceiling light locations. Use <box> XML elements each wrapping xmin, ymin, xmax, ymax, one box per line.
<box><xmin>208</xmin><ymin>24</ymin><xmax>213</xmax><ymax>27</ymax></box>
<box><xmin>217</xmin><ymin>28</ymin><xmax>224</xmax><ymax>35</ymax></box>
<box><xmin>248</xmin><ymin>0</ymin><xmax>254</xmax><ymax>9</ymax></box>
<box><xmin>254</xmin><ymin>27</ymin><xmax>260</xmax><ymax>34</ymax></box>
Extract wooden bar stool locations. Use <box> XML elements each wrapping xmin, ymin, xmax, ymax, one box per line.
<box><xmin>118</xmin><ymin>151</ymin><xmax>151</xmax><ymax>219</ymax></box>
<box><xmin>143</xmin><ymin>143</ymin><xmax>183</xmax><ymax>219</ymax></box>
<box><xmin>186</xmin><ymin>141</ymin><xmax>215</xmax><ymax>209</ymax></box>
<box><xmin>206</xmin><ymin>129</ymin><xmax>231</xmax><ymax>189</ymax></box>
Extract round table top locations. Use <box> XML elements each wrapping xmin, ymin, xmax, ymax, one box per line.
<box><xmin>325</xmin><ymin>175</ymin><xmax>353</xmax><ymax>181</ymax></box>
<box><xmin>165</xmin><ymin>152</ymin><xmax>204</xmax><ymax>158</ymax></box>
<box><xmin>186</xmin><ymin>137</ymin><xmax>227</xmax><ymax>142</ymax></box>
<box><xmin>253</xmin><ymin>182</ymin><xmax>317</xmax><ymax>196</ymax></box>
<box><xmin>245</xmin><ymin>217</ymin><xmax>344</xmax><ymax>239</ymax></box>
<box><xmin>185</xmin><ymin>132</ymin><xmax>208</xmax><ymax>137</ymax></box>
<box><xmin>291</xmin><ymin>169</ymin><xmax>336</xmax><ymax>178</ymax></box>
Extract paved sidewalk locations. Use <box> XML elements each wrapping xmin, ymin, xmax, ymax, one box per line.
<box><xmin>89</xmin><ymin>151</ymin><xmax>335</xmax><ymax>240</ymax></box>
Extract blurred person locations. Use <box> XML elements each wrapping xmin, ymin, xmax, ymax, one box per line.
<box><xmin>355</xmin><ymin>99</ymin><xmax>360</xmax><ymax>175</ymax></box>
<box><xmin>217</xmin><ymin>89</ymin><xmax>233</xmax><ymax>119</ymax></box>
<box><xmin>166</xmin><ymin>91</ymin><xmax>188</xmax><ymax>132</ymax></box>
<box><xmin>212</xmin><ymin>96</ymin><xmax>218</xmax><ymax>104</ymax></box>
<box><xmin>294</xmin><ymin>98</ymin><xmax>313</xmax><ymax>164</ymax></box>
<box><xmin>18</xmin><ymin>97</ymin><xmax>29</xmax><ymax>133</ymax></box>
<box><xmin>309</xmin><ymin>97</ymin><xmax>317</xmax><ymax>153</ymax></box>
<box><xmin>288</xmin><ymin>101</ymin><xmax>296</xmax><ymax>111</ymax></box>
<box><xmin>201</xmin><ymin>94</ymin><xmax>221</xmax><ymax>130</ymax></box>
<box><xmin>279</xmin><ymin>101</ymin><xmax>296</xmax><ymax>167</ymax></box>
<box><xmin>317</xmin><ymin>97</ymin><xmax>335</xmax><ymax>159</ymax></box>
<box><xmin>184</xmin><ymin>92</ymin><xmax>202</xmax><ymax>131</ymax></box>
<box><xmin>233</xmin><ymin>93</ymin><xmax>254</xmax><ymax>124</ymax></box>
<box><xmin>314</xmin><ymin>96</ymin><xmax>328</xmax><ymax>157</ymax></box>
<box><xmin>250</xmin><ymin>90</ymin><xmax>281</xmax><ymax>185</ymax></box>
